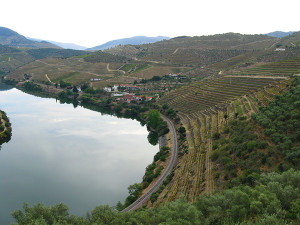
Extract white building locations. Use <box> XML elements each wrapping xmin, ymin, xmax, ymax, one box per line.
<box><xmin>104</xmin><ymin>87</ymin><xmax>112</xmax><ymax>92</ymax></box>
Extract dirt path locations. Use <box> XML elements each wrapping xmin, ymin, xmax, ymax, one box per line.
<box><xmin>224</xmin><ymin>75</ymin><xmax>288</xmax><ymax>79</ymax></box>
<box><xmin>172</xmin><ymin>48</ymin><xmax>179</xmax><ymax>55</ymax></box>
<box><xmin>45</xmin><ymin>74</ymin><xmax>54</xmax><ymax>84</ymax></box>
<box><xmin>107</xmin><ymin>63</ymin><xmax>126</xmax><ymax>74</ymax></box>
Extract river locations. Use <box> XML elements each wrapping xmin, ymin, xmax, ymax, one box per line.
<box><xmin>0</xmin><ymin>84</ymin><xmax>158</xmax><ymax>224</ymax></box>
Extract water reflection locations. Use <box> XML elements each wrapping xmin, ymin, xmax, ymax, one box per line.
<box><xmin>0</xmin><ymin>87</ymin><xmax>158</xmax><ymax>224</ymax></box>
<box><xmin>0</xmin><ymin>82</ymin><xmax>13</xmax><ymax>91</ymax></box>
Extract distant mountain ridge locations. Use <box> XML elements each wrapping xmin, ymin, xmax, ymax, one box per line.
<box><xmin>0</xmin><ymin>27</ymin><xmax>60</xmax><ymax>49</ymax></box>
<box><xmin>265</xmin><ymin>31</ymin><xmax>296</xmax><ymax>38</ymax></box>
<box><xmin>27</xmin><ymin>37</ymin><xmax>87</xmax><ymax>50</ymax></box>
<box><xmin>88</xmin><ymin>36</ymin><xmax>170</xmax><ymax>51</ymax></box>
<box><xmin>48</xmin><ymin>41</ymin><xmax>86</xmax><ymax>50</ymax></box>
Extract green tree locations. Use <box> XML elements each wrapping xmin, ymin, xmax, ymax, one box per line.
<box><xmin>147</xmin><ymin>109</ymin><xmax>161</xmax><ymax>129</ymax></box>
<box><xmin>72</xmin><ymin>86</ymin><xmax>78</xmax><ymax>93</ymax></box>
<box><xmin>87</xmin><ymin>205</ymin><xmax>117</xmax><ymax>225</ymax></box>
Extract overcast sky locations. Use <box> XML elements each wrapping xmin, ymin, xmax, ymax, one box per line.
<box><xmin>1</xmin><ymin>0</ymin><xmax>299</xmax><ymax>48</ymax></box>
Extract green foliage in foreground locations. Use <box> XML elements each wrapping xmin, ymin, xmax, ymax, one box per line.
<box><xmin>11</xmin><ymin>169</ymin><xmax>300</xmax><ymax>225</ymax></box>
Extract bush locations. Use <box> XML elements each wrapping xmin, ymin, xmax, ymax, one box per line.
<box><xmin>213</xmin><ymin>132</ymin><xmax>221</xmax><ymax>140</ymax></box>
<box><xmin>247</xmin><ymin>140</ymin><xmax>257</xmax><ymax>152</ymax></box>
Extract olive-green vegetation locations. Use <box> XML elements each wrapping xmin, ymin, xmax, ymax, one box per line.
<box><xmin>252</xmin><ymin>77</ymin><xmax>300</xmax><ymax>166</ymax></box>
<box><xmin>146</xmin><ymin>109</ymin><xmax>169</xmax><ymax>145</ymax></box>
<box><xmin>0</xmin><ymin>110</ymin><xmax>12</xmax><ymax>144</ymax></box>
<box><xmin>22</xmin><ymin>81</ymin><xmax>43</xmax><ymax>93</ymax></box>
<box><xmin>0</xmin><ymin>44</ymin><xmax>20</xmax><ymax>54</ymax></box>
<box><xmin>121</xmin><ymin>183</ymin><xmax>143</xmax><ymax>209</ymax></box>
<box><xmin>211</xmin><ymin>77</ymin><xmax>300</xmax><ymax>189</ymax></box>
<box><xmin>11</xmin><ymin>169</ymin><xmax>300</xmax><ymax>225</ymax></box>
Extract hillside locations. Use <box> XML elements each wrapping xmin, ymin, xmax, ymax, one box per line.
<box><xmin>0</xmin><ymin>27</ymin><xmax>60</xmax><ymax>49</ymax></box>
<box><xmin>154</xmin><ymin>57</ymin><xmax>300</xmax><ymax>206</ymax></box>
<box><xmin>2</xmin><ymin>29</ymin><xmax>300</xmax><ymax>224</ymax></box>
<box><xmin>88</xmin><ymin>36</ymin><xmax>170</xmax><ymax>51</ymax></box>
<box><xmin>278</xmin><ymin>31</ymin><xmax>300</xmax><ymax>47</ymax></box>
<box><xmin>105</xmin><ymin>33</ymin><xmax>278</xmax><ymax>66</ymax></box>
<box><xmin>0</xmin><ymin>44</ymin><xmax>20</xmax><ymax>54</ymax></box>
<box><xmin>0</xmin><ymin>50</ymin><xmax>34</xmax><ymax>75</ymax></box>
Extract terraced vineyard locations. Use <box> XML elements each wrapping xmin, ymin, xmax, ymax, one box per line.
<box><xmin>159</xmin><ymin>76</ymin><xmax>286</xmax><ymax>115</ymax></box>
<box><xmin>154</xmin><ymin>57</ymin><xmax>297</xmax><ymax>205</ymax></box>
<box><xmin>231</xmin><ymin>56</ymin><xmax>300</xmax><ymax>77</ymax></box>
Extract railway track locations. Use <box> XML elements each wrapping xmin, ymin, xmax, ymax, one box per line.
<box><xmin>122</xmin><ymin>114</ymin><xmax>178</xmax><ymax>212</ymax></box>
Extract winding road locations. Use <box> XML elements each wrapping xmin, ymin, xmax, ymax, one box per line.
<box><xmin>122</xmin><ymin>114</ymin><xmax>178</xmax><ymax>212</ymax></box>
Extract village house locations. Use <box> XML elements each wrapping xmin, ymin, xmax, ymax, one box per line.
<box><xmin>103</xmin><ymin>87</ymin><xmax>112</xmax><ymax>92</ymax></box>
<box><xmin>122</xmin><ymin>94</ymin><xmax>140</xmax><ymax>103</ymax></box>
<box><xmin>122</xmin><ymin>93</ymin><xmax>152</xmax><ymax>103</ymax></box>
<box><xmin>111</xmin><ymin>92</ymin><xmax>126</xmax><ymax>97</ymax></box>
<box><xmin>90</xmin><ymin>78</ymin><xmax>102</xmax><ymax>81</ymax></box>
<box><xmin>118</xmin><ymin>84</ymin><xmax>139</xmax><ymax>91</ymax></box>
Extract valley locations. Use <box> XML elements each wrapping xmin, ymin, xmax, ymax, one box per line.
<box><xmin>0</xmin><ymin>26</ymin><xmax>299</xmax><ymax>224</ymax></box>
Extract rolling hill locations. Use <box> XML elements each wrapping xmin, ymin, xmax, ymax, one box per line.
<box><xmin>105</xmin><ymin>33</ymin><xmax>279</xmax><ymax>66</ymax></box>
<box><xmin>278</xmin><ymin>31</ymin><xmax>300</xmax><ymax>47</ymax></box>
<box><xmin>88</xmin><ymin>36</ymin><xmax>170</xmax><ymax>51</ymax></box>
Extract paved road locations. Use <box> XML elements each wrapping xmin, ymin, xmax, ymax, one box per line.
<box><xmin>122</xmin><ymin>114</ymin><xmax>178</xmax><ymax>212</ymax></box>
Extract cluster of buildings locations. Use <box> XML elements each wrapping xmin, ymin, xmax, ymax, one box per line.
<box><xmin>103</xmin><ymin>84</ymin><xmax>139</xmax><ymax>92</ymax></box>
<box><xmin>103</xmin><ymin>84</ymin><xmax>152</xmax><ymax>103</ymax></box>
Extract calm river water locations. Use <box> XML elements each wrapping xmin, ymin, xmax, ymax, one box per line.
<box><xmin>0</xmin><ymin>84</ymin><xmax>158</xmax><ymax>224</ymax></box>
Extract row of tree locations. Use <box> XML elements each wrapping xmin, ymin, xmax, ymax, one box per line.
<box><xmin>11</xmin><ymin>169</ymin><xmax>300</xmax><ymax>225</ymax></box>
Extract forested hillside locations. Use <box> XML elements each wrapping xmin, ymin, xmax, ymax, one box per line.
<box><xmin>211</xmin><ymin>78</ymin><xmax>300</xmax><ymax>190</ymax></box>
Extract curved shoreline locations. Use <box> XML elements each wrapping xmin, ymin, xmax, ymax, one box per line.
<box><xmin>3</xmin><ymin>81</ymin><xmax>176</xmax><ymax>211</ymax></box>
<box><xmin>122</xmin><ymin>114</ymin><xmax>178</xmax><ymax>212</ymax></box>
